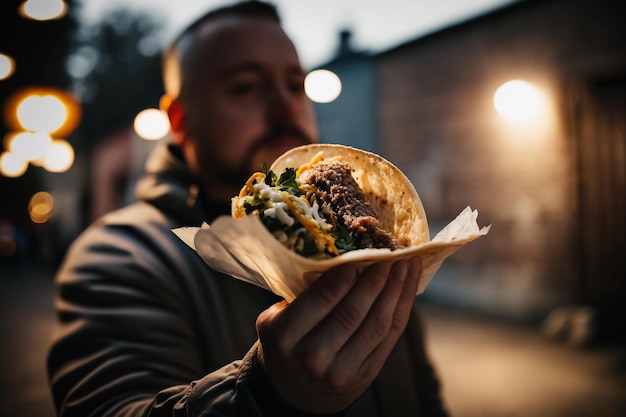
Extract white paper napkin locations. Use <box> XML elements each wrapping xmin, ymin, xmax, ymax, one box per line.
<box><xmin>174</xmin><ymin>206</ymin><xmax>490</xmax><ymax>302</ymax></box>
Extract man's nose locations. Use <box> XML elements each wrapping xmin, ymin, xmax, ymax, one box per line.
<box><xmin>266</xmin><ymin>84</ymin><xmax>298</xmax><ymax>123</ymax></box>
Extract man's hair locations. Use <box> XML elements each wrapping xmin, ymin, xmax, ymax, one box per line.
<box><xmin>162</xmin><ymin>1</ymin><xmax>281</xmax><ymax>100</ymax></box>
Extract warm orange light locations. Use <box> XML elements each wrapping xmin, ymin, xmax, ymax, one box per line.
<box><xmin>134</xmin><ymin>108</ymin><xmax>170</xmax><ymax>140</ymax></box>
<box><xmin>494</xmin><ymin>80</ymin><xmax>546</xmax><ymax>123</ymax></box>
<box><xmin>17</xmin><ymin>95</ymin><xmax>67</xmax><ymax>134</ymax></box>
<box><xmin>0</xmin><ymin>53</ymin><xmax>15</xmax><ymax>80</ymax></box>
<box><xmin>43</xmin><ymin>139</ymin><xmax>74</xmax><ymax>172</ymax></box>
<box><xmin>3</xmin><ymin>87</ymin><xmax>81</xmax><ymax>138</ymax></box>
<box><xmin>28</xmin><ymin>191</ymin><xmax>55</xmax><ymax>223</ymax></box>
<box><xmin>0</xmin><ymin>151</ymin><xmax>28</xmax><ymax>178</ymax></box>
<box><xmin>7</xmin><ymin>131</ymin><xmax>52</xmax><ymax>162</ymax></box>
<box><xmin>20</xmin><ymin>0</ymin><xmax>67</xmax><ymax>21</ymax></box>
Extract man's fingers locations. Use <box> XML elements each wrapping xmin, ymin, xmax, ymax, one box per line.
<box><xmin>329</xmin><ymin>260</ymin><xmax>409</xmax><ymax>370</ymax></box>
<box><xmin>357</xmin><ymin>257</ymin><xmax>422</xmax><ymax>376</ymax></box>
<box><xmin>257</xmin><ymin>257</ymin><xmax>422</xmax><ymax>389</ymax></box>
<box><xmin>262</xmin><ymin>264</ymin><xmax>359</xmax><ymax>348</ymax></box>
<box><xmin>295</xmin><ymin>262</ymin><xmax>392</xmax><ymax>370</ymax></box>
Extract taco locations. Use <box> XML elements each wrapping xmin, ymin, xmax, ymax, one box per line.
<box><xmin>232</xmin><ymin>144</ymin><xmax>430</xmax><ymax>259</ymax></box>
<box><xmin>175</xmin><ymin>143</ymin><xmax>488</xmax><ymax>301</ymax></box>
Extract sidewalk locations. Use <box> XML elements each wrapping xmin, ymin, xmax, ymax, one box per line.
<box><xmin>0</xmin><ymin>262</ymin><xmax>57</xmax><ymax>417</ymax></box>
<box><xmin>1</xmin><ymin>262</ymin><xmax>625</xmax><ymax>417</ymax></box>
<box><xmin>420</xmin><ymin>304</ymin><xmax>626</xmax><ymax>417</ymax></box>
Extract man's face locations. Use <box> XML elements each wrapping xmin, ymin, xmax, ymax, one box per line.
<box><xmin>179</xmin><ymin>16</ymin><xmax>318</xmax><ymax>200</ymax></box>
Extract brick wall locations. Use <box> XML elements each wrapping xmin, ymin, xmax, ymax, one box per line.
<box><xmin>374</xmin><ymin>0</ymin><xmax>626</xmax><ymax>319</ymax></box>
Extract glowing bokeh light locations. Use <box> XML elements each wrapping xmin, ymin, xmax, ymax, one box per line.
<box><xmin>8</xmin><ymin>131</ymin><xmax>53</xmax><ymax>162</ymax></box>
<box><xmin>17</xmin><ymin>94</ymin><xmax>67</xmax><ymax>134</ymax></box>
<box><xmin>134</xmin><ymin>108</ymin><xmax>170</xmax><ymax>140</ymax></box>
<box><xmin>0</xmin><ymin>152</ymin><xmax>28</xmax><ymax>177</ymax></box>
<box><xmin>28</xmin><ymin>191</ymin><xmax>55</xmax><ymax>223</ymax></box>
<box><xmin>43</xmin><ymin>139</ymin><xmax>74</xmax><ymax>172</ymax></box>
<box><xmin>0</xmin><ymin>53</ymin><xmax>15</xmax><ymax>80</ymax></box>
<box><xmin>20</xmin><ymin>0</ymin><xmax>66</xmax><ymax>21</ymax></box>
<box><xmin>305</xmin><ymin>69</ymin><xmax>342</xmax><ymax>103</ymax></box>
<box><xmin>4</xmin><ymin>87</ymin><xmax>80</xmax><ymax>138</ymax></box>
<box><xmin>494</xmin><ymin>80</ymin><xmax>546</xmax><ymax>123</ymax></box>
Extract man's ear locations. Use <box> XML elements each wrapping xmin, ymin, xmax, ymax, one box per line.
<box><xmin>160</xmin><ymin>94</ymin><xmax>186</xmax><ymax>145</ymax></box>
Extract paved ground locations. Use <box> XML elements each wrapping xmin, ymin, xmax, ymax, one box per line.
<box><xmin>1</xmin><ymin>262</ymin><xmax>625</xmax><ymax>417</ymax></box>
<box><xmin>419</xmin><ymin>305</ymin><xmax>626</xmax><ymax>417</ymax></box>
<box><xmin>1</xmin><ymin>263</ymin><xmax>57</xmax><ymax>417</ymax></box>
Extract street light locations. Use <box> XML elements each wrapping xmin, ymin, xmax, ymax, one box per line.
<box><xmin>134</xmin><ymin>108</ymin><xmax>170</xmax><ymax>140</ymax></box>
<box><xmin>493</xmin><ymin>80</ymin><xmax>546</xmax><ymax>123</ymax></box>
<box><xmin>0</xmin><ymin>151</ymin><xmax>28</xmax><ymax>178</ymax></box>
<box><xmin>4</xmin><ymin>87</ymin><xmax>81</xmax><ymax>138</ymax></box>
<box><xmin>0</xmin><ymin>53</ymin><xmax>15</xmax><ymax>80</ymax></box>
<box><xmin>7</xmin><ymin>131</ymin><xmax>52</xmax><ymax>162</ymax></box>
<box><xmin>19</xmin><ymin>0</ymin><xmax>67</xmax><ymax>21</ymax></box>
<box><xmin>42</xmin><ymin>139</ymin><xmax>74</xmax><ymax>173</ymax></box>
<box><xmin>28</xmin><ymin>191</ymin><xmax>55</xmax><ymax>224</ymax></box>
<box><xmin>305</xmin><ymin>69</ymin><xmax>342</xmax><ymax>103</ymax></box>
<box><xmin>1</xmin><ymin>87</ymin><xmax>80</xmax><ymax>177</ymax></box>
<box><xmin>17</xmin><ymin>94</ymin><xmax>67</xmax><ymax>134</ymax></box>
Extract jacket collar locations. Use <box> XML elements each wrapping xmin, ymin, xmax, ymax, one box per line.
<box><xmin>135</xmin><ymin>141</ymin><xmax>227</xmax><ymax>227</ymax></box>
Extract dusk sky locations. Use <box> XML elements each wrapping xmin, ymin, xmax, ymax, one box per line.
<box><xmin>80</xmin><ymin>0</ymin><xmax>517</xmax><ymax>68</ymax></box>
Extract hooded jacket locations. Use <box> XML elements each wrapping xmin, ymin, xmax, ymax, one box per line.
<box><xmin>47</xmin><ymin>141</ymin><xmax>448</xmax><ymax>417</ymax></box>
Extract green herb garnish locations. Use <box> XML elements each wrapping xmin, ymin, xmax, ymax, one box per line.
<box><xmin>332</xmin><ymin>224</ymin><xmax>357</xmax><ymax>254</ymax></box>
<box><xmin>275</xmin><ymin>167</ymin><xmax>300</xmax><ymax>195</ymax></box>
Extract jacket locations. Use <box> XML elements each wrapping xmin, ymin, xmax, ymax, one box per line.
<box><xmin>47</xmin><ymin>141</ymin><xmax>449</xmax><ymax>417</ymax></box>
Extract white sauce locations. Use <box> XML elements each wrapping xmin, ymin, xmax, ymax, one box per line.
<box><xmin>245</xmin><ymin>179</ymin><xmax>331</xmax><ymax>235</ymax></box>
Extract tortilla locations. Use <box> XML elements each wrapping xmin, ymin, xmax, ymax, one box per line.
<box><xmin>173</xmin><ymin>144</ymin><xmax>490</xmax><ymax>302</ymax></box>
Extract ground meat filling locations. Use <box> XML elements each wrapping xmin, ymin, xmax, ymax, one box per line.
<box><xmin>300</xmin><ymin>160</ymin><xmax>404</xmax><ymax>250</ymax></box>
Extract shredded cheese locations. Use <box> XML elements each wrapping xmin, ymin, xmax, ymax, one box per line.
<box><xmin>281</xmin><ymin>193</ymin><xmax>339</xmax><ymax>255</ymax></box>
<box><xmin>296</xmin><ymin>152</ymin><xmax>325</xmax><ymax>178</ymax></box>
<box><xmin>239</xmin><ymin>172</ymin><xmax>266</xmax><ymax>197</ymax></box>
<box><xmin>235</xmin><ymin>151</ymin><xmax>343</xmax><ymax>257</ymax></box>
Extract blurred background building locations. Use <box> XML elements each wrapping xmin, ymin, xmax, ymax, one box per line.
<box><xmin>315</xmin><ymin>0</ymin><xmax>626</xmax><ymax>345</ymax></box>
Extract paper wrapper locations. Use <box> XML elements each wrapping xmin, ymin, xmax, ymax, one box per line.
<box><xmin>173</xmin><ymin>206</ymin><xmax>490</xmax><ymax>302</ymax></box>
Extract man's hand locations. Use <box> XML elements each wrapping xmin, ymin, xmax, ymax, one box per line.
<box><xmin>255</xmin><ymin>257</ymin><xmax>422</xmax><ymax>414</ymax></box>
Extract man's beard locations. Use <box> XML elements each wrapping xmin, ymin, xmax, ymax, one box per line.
<box><xmin>204</xmin><ymin>124</ymin><xmax>315</xmax><ymax>191</ymax></box>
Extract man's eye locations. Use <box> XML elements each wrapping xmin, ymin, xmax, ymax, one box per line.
<box><xmin>287</xmin><ymin>79</ymin><xmax>304</xmax><ymax>94</ymax></box>
<box><xmin>229</xmin><ymin>82</ymin><xmax>258</xmax><ymax>95</ymax></box>
<box><xmin>289</xmin><ymin>81</ymin><xmax>305</xmax><ymax>95</ymax></box>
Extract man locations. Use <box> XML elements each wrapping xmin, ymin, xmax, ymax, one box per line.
<box><xmin>47</xmin><ymin>2</ymin><xmax>449</xmax><ymax>416</ymax></box>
